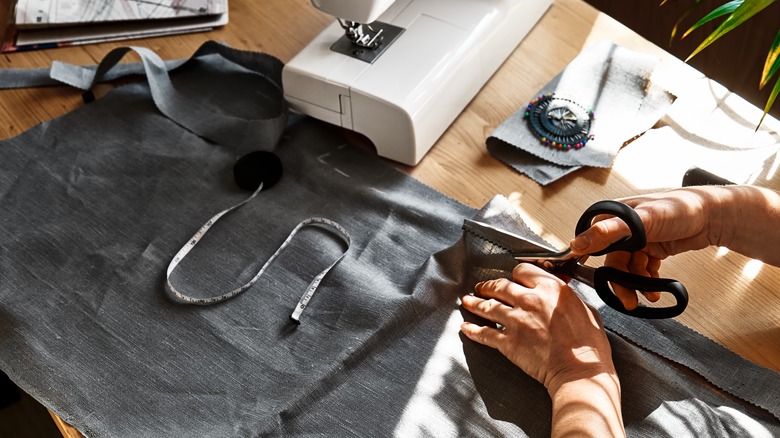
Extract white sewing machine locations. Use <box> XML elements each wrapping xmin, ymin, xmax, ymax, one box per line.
<box><xmin>283</xmin><ymin>0</ymin><xmax>552</xmax><ymax>165</ymax></box>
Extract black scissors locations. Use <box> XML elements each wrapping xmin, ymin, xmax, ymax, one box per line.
<box><xmin>462</xmin><ymin>200</ymin><xmax>688</xmax><ymax>319</ymax></box>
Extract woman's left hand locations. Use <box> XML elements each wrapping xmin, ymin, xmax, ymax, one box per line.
<box><xmin>460</xmin><ymin>263</ymin><xmax>615</xmax><ymax>393</ymax></box>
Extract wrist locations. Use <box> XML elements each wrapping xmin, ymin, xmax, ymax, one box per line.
<box><xmin>696</xmin><ymin>185</ymin><xmax>730</xmax><ymax>248</ymax></box>
<box><xmin>702</xmin><ymin>185</ymin><xmax>772</xmax><ymax>249</ymax></box>
<box><xmin>709</xmin><ymin>185</ymin><xmax>780</xmax><ymax>264</ymax></box>
<box><xmin>548</xmin><ymin>371</ymin><xmax>625</xmax><ymax>437</ymax></box>
<box><xmin>546</xmin><ymin>364</ymin><xmax>619</xmax><ymax>400</ymax></box>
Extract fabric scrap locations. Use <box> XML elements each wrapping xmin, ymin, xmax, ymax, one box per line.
<box><xmin>487</xmin><ymin>40</ymin><xmax>676</xmax><ymax>185</ymax></box>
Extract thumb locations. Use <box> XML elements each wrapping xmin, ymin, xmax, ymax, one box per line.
<box><xmin>570</xmin><ymin>216</ymin><xmax>632</xmax><ymax>256</ymax></box>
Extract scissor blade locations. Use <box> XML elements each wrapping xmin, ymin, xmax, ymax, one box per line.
<box><xmin>462</xmin><ymin>219</ymin><xmax>563</xmax><ymax>258</ymax></box>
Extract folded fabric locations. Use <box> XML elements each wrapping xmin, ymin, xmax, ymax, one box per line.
<box><xmin>487</xmin><ymin>40</ymin><xmax>676</xmax><ymax>185</ymax></box>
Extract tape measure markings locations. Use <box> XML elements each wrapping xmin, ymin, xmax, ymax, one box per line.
<box><xmin>165</xmin><ymin>184</ymin><xmax>350</xmax><ymax>323</ymax></box>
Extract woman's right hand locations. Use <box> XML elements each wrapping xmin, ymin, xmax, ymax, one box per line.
<box><xmin>568</xmin><ymin>185</ymin><xmax>780</xmax><ymax>310</ymax></box>
<box><xmin>569</xmin><ymin>187</ymin><xmax>719</xmax><ymax>310</ymax></box>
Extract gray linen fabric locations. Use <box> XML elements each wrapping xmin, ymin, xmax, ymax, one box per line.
<box><xmin>487</xmin><ymin>40</ymin><xmax>676</xmax><ymax>185</ymax></box>
<box><xmin>0</xmin><ymin>43</ymin><xmax>778</xmax><ymax>437</ymax></box>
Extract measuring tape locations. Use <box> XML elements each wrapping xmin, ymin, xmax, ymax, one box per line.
<box><xmin>165</xmin><ymin>184</ymin><xmax>351</xmax><ymax>323</ymax></box>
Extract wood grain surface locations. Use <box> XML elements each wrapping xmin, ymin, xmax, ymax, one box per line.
<box><xmin>1</xmin><ymin>1</ymin><xmax>778</xmax><ymax>436</ymax></box>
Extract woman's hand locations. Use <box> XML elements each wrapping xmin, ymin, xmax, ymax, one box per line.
<box><xmin>569</xmin><ymin>188</ymin><xmax>716</xmax><ymax>310</ymax></box>
<box><xmin>570</xmin><ymin>188</ymin><xmax>714</xmax><ymax>263</ymax></box>
<box><xmin>568</xmin><ymin>185</ymin><xmax>780</xmax><ymax>309</ymax></box>
<box><xmin>460</xmin><ymin>263</ymin><xmax>624</xmax><ymax>436</ymax></box>
<box><xmin>460</xmin><ymin>263</ymin><xmax>614</xmax><ymax>391</ymax></box>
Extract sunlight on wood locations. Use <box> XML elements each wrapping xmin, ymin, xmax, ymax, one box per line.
<box><xmin>506</xmin><ymin>191</ymin><xmax>568</xmax><ymax>249</ymax></box>
<box><xmin>742</xmin><ymin>259</ymin><xmax>763</xmax><ymax>280</ymax></box>
<box><xmin>716</xmin><ymin>247</ymin><xmax>730</xmax><ymax>257</ymax></box>
<box><xmin>612</xmin><ymin>126</ymin><xmax>779</xmax><ymax>191</ymax></box>
<box><xmin>766</xmin><ymin>150</ymin><xmax>780</xmax><ymax>180</ymax></box>
<box><xmin>602</xmin><ymin>29</ymin><xmax>780</xmax><ymax>191</ymax></box>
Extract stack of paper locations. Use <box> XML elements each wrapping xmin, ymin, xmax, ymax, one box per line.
<box><xmin>2</xmin><ymin>0</ymin><xmax>228</xmax><ymax>52</ymax></box>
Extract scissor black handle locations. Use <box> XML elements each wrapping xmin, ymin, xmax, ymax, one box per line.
<box><xmin>575</xmin><ymin>200</ymin><xmax>646</xmax><ymax>256</ymax></box>
<box><xmin>593</xmin><ymin>266</ymin><xmax>689</xmax><ymax>319</ymax></box>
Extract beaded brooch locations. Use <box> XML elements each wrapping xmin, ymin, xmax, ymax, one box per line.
<box><xmin>523</xmin><ymin>93</ymin><xmax>594</xmax><ymax>151</ymax></box>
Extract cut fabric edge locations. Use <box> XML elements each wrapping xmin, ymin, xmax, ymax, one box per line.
<box><xmin>593</xmin><ymin>302</ymin><xmax>780</xmax><ymax>423</ymax></box>
<box><xmin>485</xmin><ymin>137</ymin><xmax>583</xmax><ymax>186</ymax></box>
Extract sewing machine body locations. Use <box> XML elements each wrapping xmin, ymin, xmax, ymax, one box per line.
<box><xmin>283</xmin><ymin>0</ymin><xmax>552</xmax><ymax>165</ymax></box>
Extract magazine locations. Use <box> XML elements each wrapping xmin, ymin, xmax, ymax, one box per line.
<box><xmin>2</xmin><ymin>0</ymin><xmax>228</xmax><ymax>52</ymax></box>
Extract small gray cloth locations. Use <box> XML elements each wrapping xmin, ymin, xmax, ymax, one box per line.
<box><xmin>487</xmin><ymin>40</ymin><xmax>676</xmax><ymax>185</ymax></box>
<box><xmin>0</xmin><ymin>43</ymin><xmax>777</xmax><ymax>437</ymax></box>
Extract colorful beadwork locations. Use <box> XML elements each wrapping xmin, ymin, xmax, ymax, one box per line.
<box><xmin>523</xmin><ymin>93</ymin><xmax>594</xmax><ymax>151</ymax></box>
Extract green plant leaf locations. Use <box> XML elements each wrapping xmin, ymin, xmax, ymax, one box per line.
<box><xmin>757</xmin><ymin>74</ymin><xmax>780</xmax><ymax>128</ymax></box>
<box><xmin>760</xmin><ymin>30</ymin><xmax>780</xmax><ymax>88</ymax></box>
<box><xmin>665</xmin><ymin>0</ymin><xmax>705</xmax><ymax>46</ymax></box>
<box><xmin>682</xmin><ymin>0</ymin><xmax>743</xmax><ymax>39</ymax></box>
<box><xmin>686</xmin><ymin>0</ymin><xmax>777</xmax><ymax>61</ymax></box>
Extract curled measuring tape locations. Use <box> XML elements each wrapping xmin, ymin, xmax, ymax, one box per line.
<box><xmin>164</xmin><ymin>184</ymin><xmax>351</xmax><ymax>323</ymax></box>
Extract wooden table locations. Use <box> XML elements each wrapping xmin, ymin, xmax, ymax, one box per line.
<box><xmin>1</xmin><ymin>1</ymin><xmax>778</xmax><ymax>436</ymax></box>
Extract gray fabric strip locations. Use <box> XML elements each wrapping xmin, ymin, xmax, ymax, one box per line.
<box><xmin>51</xmin><ymin>41</ymin><xmax>287</xmax><ymax>153</ymax></box>
<box><xmin>0</xmin><ymin>59</ymin><xmax>182</xmax><ymax>88</ymax></box>
<box><xmin>1</xmin><ymin>41</ymin><xmax>287</xmax><ymax>154</ymax></box>
<box><xmin>597</xmin><ymin>300</ymin><xmax>780</xmax><ymax>420</ymax></box>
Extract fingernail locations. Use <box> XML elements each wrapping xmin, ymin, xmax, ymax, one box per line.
<box><xmin>571</xmin><ymin>235</ymin><xmax>590</xmax><ymax>251</ymax></box>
